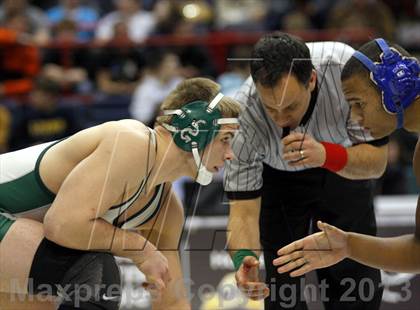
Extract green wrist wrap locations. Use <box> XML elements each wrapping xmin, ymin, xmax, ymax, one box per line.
<box><xmin>232</xmin><ymin>249</ymin><xmax>258</xmax><ymax>271</ymax></box>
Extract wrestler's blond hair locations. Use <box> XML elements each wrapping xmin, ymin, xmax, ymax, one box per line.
<box><xmin>156</xmin><ymin>78</ymin><xmax>241</xmax><ymax>126</ymax></box>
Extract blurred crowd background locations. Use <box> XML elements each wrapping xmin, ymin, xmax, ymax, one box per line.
<box><xmin>0</xmin><ymin>0</ymin><xmax>418</xmax><ymax>206</ymax></box>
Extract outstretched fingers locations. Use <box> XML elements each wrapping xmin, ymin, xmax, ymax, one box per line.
<box><xmin>277</xmin><ymin>239</ymin><xmax>304</xmax><ymax>256</ymax></box>
<box><xmin>273</xmin><ymin>249</ymin><xmax>304</xmax><ymax>267</ymax></box>
<box><xmin>289</xmin><ymin>262</ymin><xmax>314</xmax><ymax>278</ymax></box>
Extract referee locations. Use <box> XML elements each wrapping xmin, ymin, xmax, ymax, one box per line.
<box><xmin>224</xmin><ymin>33</ymin><xmax>388</xmax><ymax>310</ymax></box>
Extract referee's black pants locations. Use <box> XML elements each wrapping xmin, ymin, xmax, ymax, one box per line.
<box><xmin>260</xmin><ymin>164</ymin><xmax>383</xmax><ymax>310</ymax></box>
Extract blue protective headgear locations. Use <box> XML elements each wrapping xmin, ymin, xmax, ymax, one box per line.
<box><xmin>352</xmin><ymin>38</ymin><xmax>420</xmax><ymax>128</ymax></box>
<box><xmin>161</xmin><ymin>93</ymin><xmax>239</xmax><ymax>186</ymax></box>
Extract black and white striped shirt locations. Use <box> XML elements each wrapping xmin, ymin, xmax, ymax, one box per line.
<box><xmin>224</xmin><ymin>41</ymin><xmax>382</xmax><ymax>198</ymax></box>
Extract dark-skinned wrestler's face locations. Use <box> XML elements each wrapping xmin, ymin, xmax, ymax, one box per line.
<box><xmin>342</xmin><ymin>75</ymin><xmax>397</xmax><ymax>139</ymax></box>
<box><xmin>256</xmin><ymin>71</ymin><xmax>316</xmax><ymax>130</ymax></box>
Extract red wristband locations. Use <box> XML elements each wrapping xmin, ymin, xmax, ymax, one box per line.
<box><xmin>320</xmin><ymin>142</ymin><xmax>348</xmax><ymax>172</ymax></box>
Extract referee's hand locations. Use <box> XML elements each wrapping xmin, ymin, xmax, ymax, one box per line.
<box><xmin>282</xmin><ymin>132</ymin><xmax>326</xmax><ymax>167</ymax></box>
<box><xmin>235</xmin><ymin>256</ymin><xmax>270</xmax><ymax>300</ymax></box>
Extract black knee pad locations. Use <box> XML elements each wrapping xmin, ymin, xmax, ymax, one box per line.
<box><xmin>29</xmin><ymin>239</ymin><xmax>121</xmax><ymax>310</ymax></box>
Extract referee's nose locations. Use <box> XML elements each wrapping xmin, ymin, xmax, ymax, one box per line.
<box><xmin>273</xmin><ymin>113</ymin><xmax>290</xmax><ymax>128</ymax></box>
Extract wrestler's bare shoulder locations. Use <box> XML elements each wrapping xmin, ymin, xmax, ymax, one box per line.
<box><xmin>40</xmin><ymin>120</ymin><xmax>153</xmax><ymax>193</ymax></box>
<box><xmin>51</xmin><ymin>119</ymin><xmax>150</xmax><ymax>159</ymax></box>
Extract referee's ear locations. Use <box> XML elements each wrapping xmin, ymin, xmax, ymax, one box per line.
<box><xmin>308</xmin><ymin>69</ymin><xmax>317</xmax><ymax>92</ymax></box>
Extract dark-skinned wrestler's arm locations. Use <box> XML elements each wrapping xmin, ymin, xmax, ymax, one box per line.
<box><xmin>275</xmin><ymin>139</ymin><xmax>420</xmax><ymax>276</ymax></box>
<box><xmin>346</xmin><ymin>138</ymin><xmax>420</xmax><ymax>272</ymax></box>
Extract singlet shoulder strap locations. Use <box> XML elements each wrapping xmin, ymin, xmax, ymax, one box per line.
<box><xmin>141</xmin><ymin>127</ymin><xmax>158</xmax><ymax>190</ymax></box>
<box><xmin>147</xmin><ymin>127</ymin><xmax>158</xmax><ymax>153</ymax></box>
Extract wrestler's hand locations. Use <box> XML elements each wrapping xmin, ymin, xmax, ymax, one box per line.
<box><xmin>273</xmin><ymin>221</ymin><xmax>349</xmax><ymax>277</ymax></box>
<box><xmin>282</xmin><ymin>132</ymin><xmax>326</xmax><ymax>167</ymax></box>
<box><xmin>133</xmin><ymin>244</ymin><xmax>171</xmax><ymax>300</ymax></box>
<box><xmin>235</xmin><ymin>256</ymin><xmax>269</xmax><ymax>300</ymax></box>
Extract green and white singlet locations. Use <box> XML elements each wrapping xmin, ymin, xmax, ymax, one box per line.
<box><xmin>0</xmin><ymin>129</ymin><xmax>164</xmax><ymax>241</ymax></box>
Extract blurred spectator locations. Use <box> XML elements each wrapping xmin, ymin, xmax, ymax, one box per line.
<box><xmin>0</xmin><ymin>12</ymin><xmax>41</xmax><ymax>97</ymax></box>
<box><xmin>8</xmin><ymin>77</ymin><xmax>82</xmax><ymax>150</ymax></box>
<box><xmin>178</xmin><ymin>0</ymin><xmax>212</xmax><ymax>33</ymax></box>
<box><xmin>265</xmin><ymin>0</ymin><xmax>292</xmax><ymax>30</ymax></box>
<box><xmin>265</xmin><ymin>0</ymin><xmax>333</xmax><ymax>30</ymax></box>
<box><xmin>31</xmin><ymin>0</ymin><xmax>58</xmax><ymax>11</ymax></box>
<box><xmin>153</xmin><ymin>0</ymin><xmax>182</xmax><ymax>35</ymax></box>
<box><xmin>214</xmin><ymin>0</ymin><xmax>267</xmax><ymax>31</ymax></box>
<box><xmin>382</xmin><ymin>0</ymin><xmax>419</xmax><ymax>20</ymax></box>
<box><xmin>281</xmin><ymin>0</ymin><xmax>314</xmax><ymax>31</ymax></box>
<box><xmin>0</xmin><ymin>104</ymin><xmax>12</xmax><ymax>153</ymax></box>
<box><xmin>327</xmin><ymin>0</ymin><xmax>396</xmax><ymax>40</ymax></box>
<box><xmin>154</xmin><ymin>0</ymin><xmax>213</xmax><ymax>35</ymax></box>
<box><xmin>47</xmin><ymin>0</ymin><xmax>99</xmax><ymax>42</ymax></box>
<box><xmin>382</xmin><ymin>0</ymin><xmax>420</xmax><ymax>47</ymax></box>
<box><xmin>130</xmin><ymin>49</ymin><xmax>183</xmax><ymax>126</ymax></box>
<box><xmin>43</xmin><ymin>19</ymin><xmax>93</xmax><ymax>93</ymax></box>
<box><xmin>94</xmin><ymin>21</ymin><xmax>144</xmax><ymax>95</ymax></box>
<box><xmin>217</xmin><ymin>46</ymin><xmax>250</xmax><ymax>97</ymax></box>
<box><xmin>91</xmin><ymin>0</ymin><xmax>113</xmax><ymax>15</ymax></box>
<box><xmin>95</xmin><ymin>0</ymin><xmax>155</xmax><ymax>44</ymax></box>
<box><xmin>142</xmin><ymin>0</ymin><xmax>158</xmax><ymax>11</ymax></box>
<box><xmin>281</xmin><ymin>0</ymin><xmax>333</xmax><ymax>30</ymax></box>
<box><xmin>152</xmin><ymin>0</ymin><xmax>216</xmax><ymax>78</ymax></box>
<box><xmin>176</xmin><ymin>45</ymin><xmax>217</xmax><ymax>78</ymax></box>
<box><xmin>93</xmin><ymin>0</ymin><xmax>157</xmax><ymax>15</ymax></box>
<box><xmin>0</xmin><ymin>0</ymin><xmax>50</xmax><ymax>45</ymax></box>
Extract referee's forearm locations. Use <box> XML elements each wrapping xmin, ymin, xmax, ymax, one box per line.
<box><xmin>336</xmin><ymin>144</ymin><xmax>388</xmax><ymax>179</ymax></box>
<box><xmin>227</xmin><ymin>198</ymin><xmax>262</xmax><ymax>257</ymax></box>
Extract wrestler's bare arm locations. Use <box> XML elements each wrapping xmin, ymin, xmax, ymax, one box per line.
<box><xmin>276</xmin><ymin>139</ymin><xmax>420</xmax><ymax>275</ymax></box>
<box><xmin>344</xmin><ymin>139</ymin><xmax>420</xmax><ymax>272</ymax></box>
<box><xmin>141</xmin><ymin>186</ymin><xmax>190</xmax><ymax>309</ymax></box>
<box><xmin>337</xmin><ymin>143</ymin><xmax>388</xmax><ymax>179</ymax></box>
<box><xmin>414</xmin><ymin>139</ymin><xmax>420</xmax><ymax>238</ymax></box>
<box><xmin>43</xmin><ymin>122</ymin><xmax>159</xmax><ymax>260</ymax></box>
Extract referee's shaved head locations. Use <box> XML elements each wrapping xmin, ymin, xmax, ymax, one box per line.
<box><xmin>250</xmin><ymin>32</ymin><xmax>313</xmax><ymax>88</ymax></box>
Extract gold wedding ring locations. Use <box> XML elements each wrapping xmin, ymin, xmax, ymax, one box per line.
<box><xmin>299</xmin><ymin>150</ymin><xmax>305</xmax><ymax>159</ymax></box>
